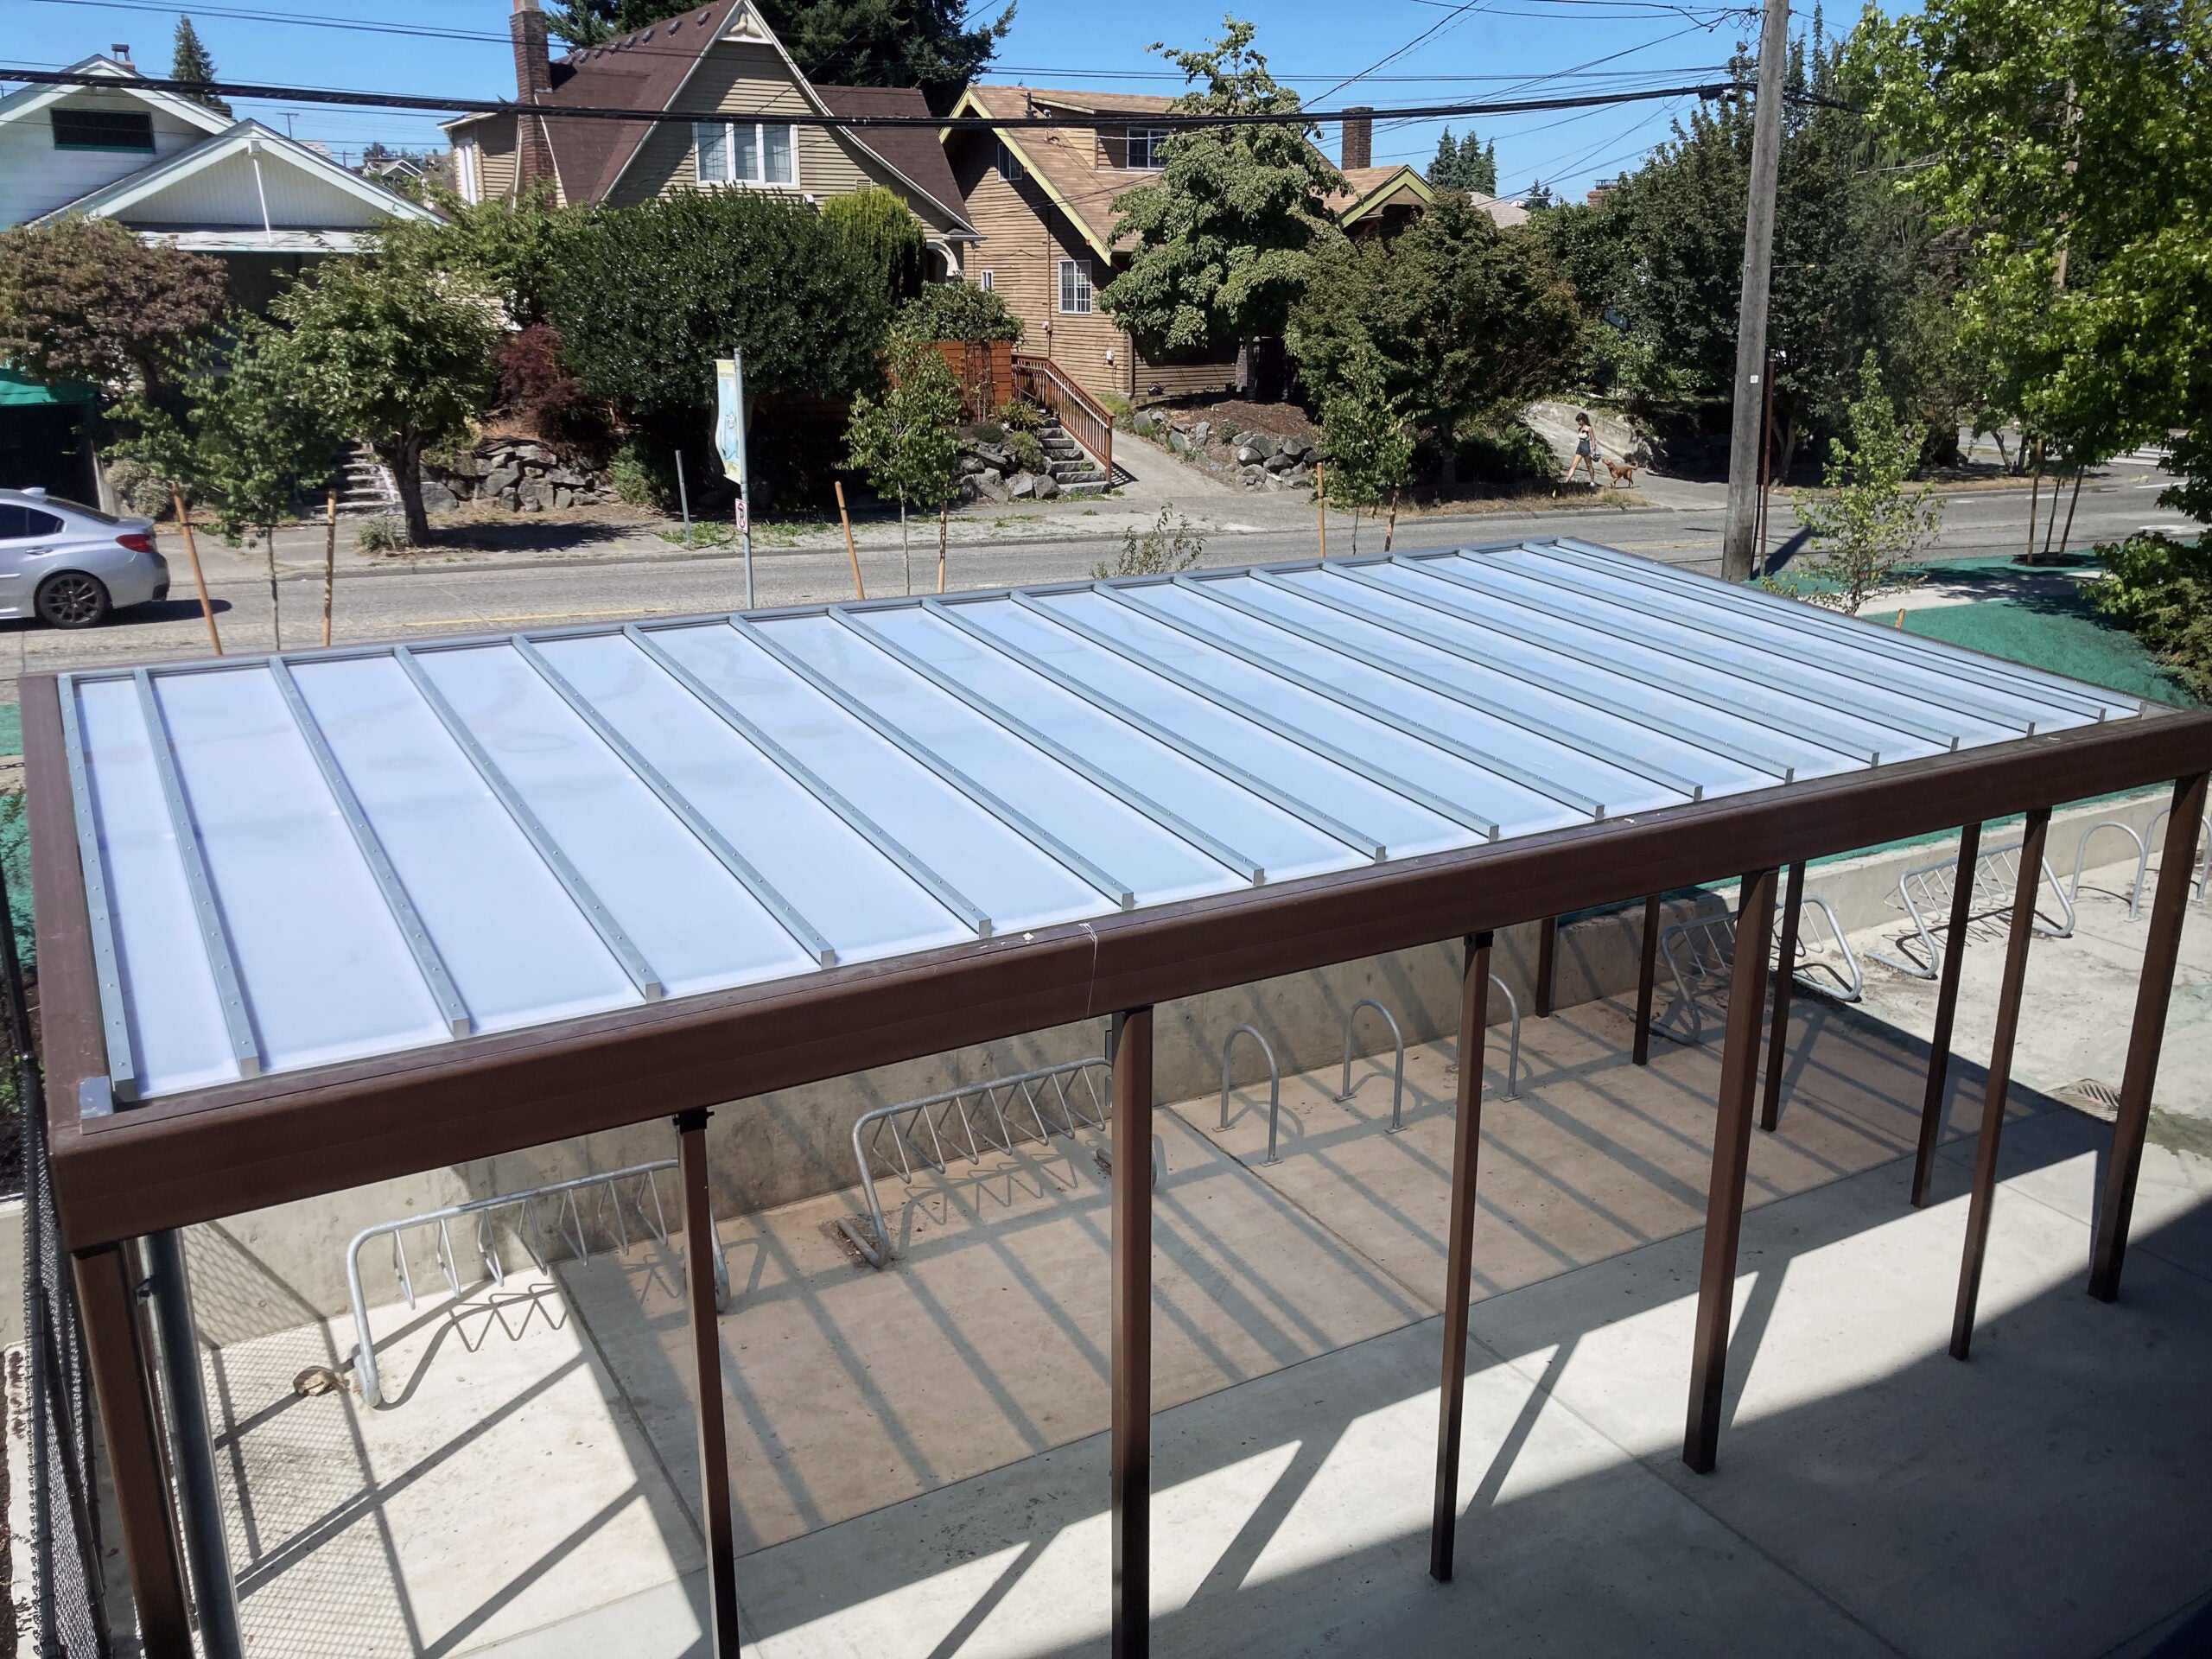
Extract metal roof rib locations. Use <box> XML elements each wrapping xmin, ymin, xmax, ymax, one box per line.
<box><xmin>132</xmin><ymin>670</ymin><xmax>262</xmax><ymax>1077</ymax></box>
<box><xmin>921</xmin><ymin>595</ymin><xmax>1390</xmax><ymax>861</ymax></box>
<box><xmin>622</xmin><ymin>623</ymin><xmax>992</xmax><ymax>938</ymax></box>
<box><xmin>728</xmin><ymin>615</ymin><xmax>1138</xmax><ymax>910</ymax></box>
<box><xmin>56</xmin><ymin>677</ymin><xmax>137</xmax><ymax>1105</ymax></box>
<box><xmin>1182</xmin><ymin>571</ymin><xmax>1706</xmax><ymax>803</ymax></box>
<box><xmin>1260</xmin><ymin>566</ymin><xmax>1798</xmax><ymax>782</ymax></box>
<box><xmin>1010</xmin><ymin>588</ymin><xmax>1501</xmax><ymax>842</ymax></box>
<box><xmin>826</xmin><ymin>606</ymin><xmax>1266</xmax><ymax>886</ymax></box>
<box><xmin>393</xmin><ymin>645</ymin><xmax>665</xmax><ymax>1001</ymax></box>
<box><xmin>512</xmin><ymin>638</ymin><xmax>839</xmax><ymax>968</ymax></box>
<box><xmin>267</xmin><ymin>658</ymin><xmax>474</xmax><ymax>1037</ymax></box>
<box><xmin>1096</xmin><ymin>582</ymin><xmax>1606</xmax><ymax>821</ymax></box>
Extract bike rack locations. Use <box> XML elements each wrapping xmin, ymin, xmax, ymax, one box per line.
<box><xmin>2069</xmin><ymin>820</ymin><xmax>2151</xmax><ymax>920</ymax></box>
<box><xmin>1487</xmin><ymin>976</ymin><xmax>1523</xmax><ymax>1100</ymax></box>
<box><xmin>346</xmin><ymin>1159</ymin><xmax>728</xmax><ymax>1408</ymax></box>
<box><xmin>1869</xmin><ymin>837</ymin><xmax>2074</xmax><ymax>980</ymax></box>
<box><xmin>2147</xmin><ymin>805</ymin><xmax>2211</xmax><ymax>905</ymax></box>
<box><xmin>1658</xmin><ymin>896</ymin><xmax>1866</xmax><ymax>1046</ymax></box>
<box><xmin>1219</xmin><ymin>1025</ymin><xmax>1283</xmax><ymax>1163</ymax></box>
<box><xmin>1338</xmin><ymin>999</ymin><xmax>1406</xmax><ymax>1129</ymax></box>
<box><xmin>839</xmin><ymin>1057</ymin><xmax>1113</xmax><ymax>1268</ymax></box>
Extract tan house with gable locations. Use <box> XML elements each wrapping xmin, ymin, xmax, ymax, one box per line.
<box><xmin>942</xmin><ymin>92</ymin><xmax>1484</xmax><ymax>406</ymax></box>
<box><xmin>445</xmin><ymin>0</ymin><xmax>978</xmax><ymax>275</ymax></box>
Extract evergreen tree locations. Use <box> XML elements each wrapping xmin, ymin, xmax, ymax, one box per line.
<box><xmin>1426</xmin><ymin>128</ymin><xmax>1497</xmax><ymax>194</ymax></box>
<box><xmin>168</xmin><ymin>16</ymin><xmax>231</xmax><ymax>115</ymax></box>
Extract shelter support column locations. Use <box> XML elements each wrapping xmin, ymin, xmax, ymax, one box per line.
<box><xmin>1632</xmin><ymin>894</ymin><xmax>1661</xmax><ymax>1065</ymax></box>
<box><xmin>1535</xmin><ymin>915</ymin><xmax>1558</xmax><ymax>1018</ymax></box>
<box><xmin>2089</xmin><ymin>772</ymin><xmax>2209</xmax><ymax>1301</ymax></box>
<box><xmin>1911</xmin><ymin>823</ymin><xmax>1985</xmax><ymax>1208</ymax></box>
<box><xmin>675</xmin><ymin>1107</ymin><xmax>741</xmax><ymax>1657</ymax></box>
<box><xmin>73</xmin><ymin>1241</ymin><xmax>193</xmax><ymax>1659</ymax></box>
<box><xmin>1948</xmin><ymin>807</ymin><xmax>2051</xmax><ymax>1360</ymax></box>
<box><xmin>1431</xmin><ymin>931</ymin><xmax>1494</xmax><ymax>1580</ymax></box>
<box><xmin>1111</xmin><ymin>1004</ymin><xmax>1154</xmax><ymax>1659</ymax></box>
<box><xmin>1758</xmin><ymin>862</ymin><xmax>1804</xmax><ymax>1132</ymax></box>
<box><xmin>1683</xmin><ymin>867</ymin><xmax>1777</xmax><ymax>1475</ymax></box>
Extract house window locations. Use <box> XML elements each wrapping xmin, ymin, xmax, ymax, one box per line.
<box><xmin>456</xmin><ymin>139</ymin><xmax>482</xmax><ymax>205</ymax></box>
<box><xmin>1058</xmin><ymin>257</ymin><xmax>1092</xmax><ymax>315</ymax></box>
<box><xmin>694</xmin><ymin>119</ymin><xmax>797</xmax><ymax>186</ymax></box>
<box><xmin>52</xmin><ymin>108</ymin><xmax>155</xmax><ymax>152</ymax></box>
<box><xmin>996</xmin><ymin>142</ymin><xmax>1024</xmax><ymax>183</ymax></box>
<box><xmin>978</xmin><ymin>270</ymin><xmax>995</xmax><ymax>291</ymax></box>
<box><xmin>1124</xmin><ymin>127</ymin><xmax>1170</xmax><ymax>169</ymax></box>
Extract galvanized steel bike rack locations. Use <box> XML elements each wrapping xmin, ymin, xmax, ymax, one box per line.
<box><xmin>1870</xmin><ymin>836</ymin><xmax>2074</xmax><ymax>980</ymax></box>
<box><xmin>1338</xmin><ymin>999</ymin><xmax>1407</xmax><ymax>1128</ymax></box>
<box><xmin>2069</xmin><ymin>820</ymin><xmax>2151</xmax><ymax>920</ymax></box>
<box><xmin>2147</xmin><ymin>804</ymin><xmax>2210</xmax><ymax>905</ymax></box>
<box><xmin>839</xmin><ymin>1057</ymin><xmax>1114</xmax><ymax>1268</ymax></box>
<box><xmin>346</xmin><ymin>1159</ymin><xmax>729</xmax><ymax>1407</ymax></box>
<box><xmin>1658</xmin><ymin>896</ymin><xmax>1865</xmax><ymax>1046</ymax></box>
<box><xmin>1219</xmin><ymin>1025</ymin><xmax>1283</xmax><ymax>1163</ymax></box>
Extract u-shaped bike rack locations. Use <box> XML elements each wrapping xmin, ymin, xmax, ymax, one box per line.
<box><xmin>1219</xmin><ymin>1024</ymin><xmax>1283</xmax><ymax>1163</ymax></box>
<box><xmin>2148</xmin><ymin>804</ymin><xmax>2211</xmax><ymax>906</ymax></box>
<box><xmin>2069</xmin><ymin>820</ymin><xmax>2151</xmax><ymax>920</ymax></box>
<box><xmin>1338</xmin><ymin>999</ymin><xmax>1407</xmax><ymax>1128</ymax></box>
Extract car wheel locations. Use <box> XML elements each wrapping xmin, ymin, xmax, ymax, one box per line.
<box><xmin>35</xmin><ymin>572</ymin><xmax>111</xmax><ymax>630</ymax></box>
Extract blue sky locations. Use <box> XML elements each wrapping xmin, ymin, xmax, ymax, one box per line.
<box><xmin>4</xmin><ymin>0</ymin><xmax>1762</xmax><ymax>195</ymax></box>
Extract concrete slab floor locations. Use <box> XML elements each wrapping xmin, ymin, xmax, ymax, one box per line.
<box><xmin>186</xmin><ymin>900</ymin><xmax>2206</xmax><ymax>1657</ymax></box>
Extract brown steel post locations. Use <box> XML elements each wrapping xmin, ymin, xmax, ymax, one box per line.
<box><xmin>73</xmin><ymin>1242</ymin><xmax>193</xmax><ymax>1658</ymax></box>
<box><xmin>1910</xmin><ymin>822</ymin><xmax>1985</xmax><ymax>1208</ymax></box>
<box><xmin>1683</xmin><ymin>866</ymin><xmax>1777</xmax><ymax>1475</ymax></box>
<box><xmin>169</xmin><ymin>485</ymin><xmax>221</xmax><ymax>656</ymax></box>
<box><xmin>2089</xmin><ymin>772</ymin><xmax>2209</xmax><ymax>1301</ymax></box>
<box><xmin>1948</xmin><ymin>807</ymin><xmax>2051</xmax><ymax>1360</ymax></box>
<box><xmin>1431</xmin><ymin>931</ymin><xmax>1494</xmax><ymax>1581</ymax></box>
<box><xmin>675</xmin><ymin>1108</ymin><xmax>741</xmax><ymax>1656</ymax></box>
<box><xmin>1633</xmin><ymin>893</ymin><xmax>1661</xmax><ymax>1065</ymax></box>
<box><xmin>1535</xmin><ymin>914</ymin><xmax>1558</xmax><ymax>1018</ymax></box>
<box><xmin>1111</xmin><ymin>1004</ymin><xmax>1154</xmax><ymax>1658</ymax></box>
<box><xmin>1758</xmin><ymin>861</ymin><xmax>1804</xmax><ymax>1132</ymax></box>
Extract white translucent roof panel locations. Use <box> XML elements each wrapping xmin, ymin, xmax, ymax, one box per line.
<box><xmin>59</xmin><ymin>542</ymin><xmax>2145</xmax><ymax>1105</ymax></box>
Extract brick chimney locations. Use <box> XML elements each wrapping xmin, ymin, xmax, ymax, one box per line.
<box><xmin>512</xmin><ymin>0</ymin><xmax>554</xmax><ymax>193</ymax></box>
<box><xmin>1341</xmin><ymin>107</ymin><xmax>1372</xmax><ymax>171</ymax></box>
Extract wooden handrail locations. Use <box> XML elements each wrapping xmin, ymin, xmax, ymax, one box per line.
<box><xmin>1011</xmin><ymin>353</ymin><xmax>1113</xmax><ymax>480</ymax></box>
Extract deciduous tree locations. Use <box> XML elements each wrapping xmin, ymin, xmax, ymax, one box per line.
<box><xmin>0</xmin><ymin>219</ymin><xmax>226</xmax><ymax>393</ymax></box>
<box><xmin>844</xmin><ymin>338</ymin><xmax>961</xmax><ymax>594</ymax></box>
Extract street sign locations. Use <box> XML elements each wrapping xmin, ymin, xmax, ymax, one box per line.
<box><xmin>714</xmin><ymin>354</ymin><xmax>747</xmax><ymax>488</ymax></box>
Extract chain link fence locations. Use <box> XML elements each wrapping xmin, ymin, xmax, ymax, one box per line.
<box><xmin>10</xmin><ymin>855</ymin><xmax>111</xmax><ymax>1656</ymax></box>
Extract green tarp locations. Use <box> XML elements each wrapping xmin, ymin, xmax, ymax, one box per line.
<box><xmin>0</xmin><ymin>367</ymin><xmax>96</xmax><ymax>407</ymax></box>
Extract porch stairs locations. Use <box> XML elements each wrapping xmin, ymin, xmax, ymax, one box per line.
<box><xmin>1037</xmin><ymin>421</ymin><xmax>1109</xmax><ymax>496</ymax></box>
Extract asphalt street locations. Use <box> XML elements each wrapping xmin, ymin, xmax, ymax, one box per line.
<box><xmin>0</xmin><ymin>457</ymin><xmax>2191</xmax><ymax>704</ymax></box>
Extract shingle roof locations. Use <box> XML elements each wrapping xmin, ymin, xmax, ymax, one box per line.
<box><xmin>958</xmin><ymin>84</ymin><xmax>1171</xmax><ymax>256</ymax></box>
<box><xmin>813</xmin><ymin>84</ymin><xmax>970</xmax><ymax>232</ymax></box>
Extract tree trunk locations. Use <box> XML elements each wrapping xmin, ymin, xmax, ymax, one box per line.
<box><xmin>382</xmin><ymin>437</ymin><xmax>431</xmax><ymax>546</ymax></box>
<box><xmin>264</xmin><ymin>527</ymin><xmax>282</xmax><ymax>651</ymax></box>
<box><xmin>1776</xmin><ymin>416</ymin><xmax>1800</xmax><ymax>487</ymax></box>
<box><xmin>900</xmin><ymin>500</ymin><xmax>911</xmax><ymax>596</ymax></box>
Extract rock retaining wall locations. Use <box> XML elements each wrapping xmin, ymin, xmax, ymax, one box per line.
<box><xmin>424</xmin><ymin>436</ymin><xmax>614</xmax><ymax>513</ymax></box>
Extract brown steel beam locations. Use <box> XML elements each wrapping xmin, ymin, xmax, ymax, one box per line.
<box><xmin>676</xmin><ymin>1108</ymin><xmax>741</xmax><ymax>1656</ymax></box>
<box><xmin>1683</xmin><ymin>867</ymin><xmax>1777</xmax><ymax>1475</ymax></box>
<box><xmin>2089</xmin><ymin>772</ymin><xmax>2209</xmax><ymax>1301</ymax></box>
<box><xmin>1431</xmin><ymin>931</ymin><xmax>1494</xmax><ymax>1581</ymax></box>
<box><xmin>1632</xmin><ymin>893</ymin><xmax>1661</xmax><ymax>1065</ymax></box>
<box><xmin>1758</xmin><ymin>861</ymin><xmax>1804</xmax><ymax>1133</ymax></box>
<box><xmin>1948</xmin><ymin>807</ymin><xmax>2051</xmax><ymax>1361</ymax></box>
<box><xmin>73</xmin><ymin>1242</ymin><xmax>193</xmax><ymax>1658</ymax></box>
<box><xmin>1910</xmin><ymin>823</ymin><xmax>1984</xmax><ymax>1208</ymax></box>
<box><xmin>29</xmin><ymin>671</ymin><xmax>2212</xmax><ymax>1251</ymax></box>
<box><xmin>1111</xmin><ymin>1005</ymin><xmax>1154</xmax><ymax>1659</ymax></box>
<box><xmin>1535</xmin><ymin>915</ymin><xmax>1558</xmax><ymax>1018</ymax></box>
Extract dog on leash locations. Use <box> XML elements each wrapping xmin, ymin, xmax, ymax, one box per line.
<box><xmin>1603</xmin><ymin>455</ymin><xmax>1637</xmax><ymax>488</ymax></box>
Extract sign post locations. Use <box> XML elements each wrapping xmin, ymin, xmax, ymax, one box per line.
<box><xmin>714</xmin><ymin>353</ymin><xmax>753</xmax><ymax>608</ymax></box>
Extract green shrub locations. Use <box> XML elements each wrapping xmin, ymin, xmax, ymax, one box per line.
<box><xmin>995</xmin><ymin>398</ymin><xmax>1043</xmax><ymax>434</ymax></box>
<box><xmin>607</xmin><ymin>438</ymin><xmax>675</xmax><ymax>509</ymax></box>
<box><xmin>820</xmin><ymin>187</ymin><xmax>925</xmax><ymax>312</ymax></box>
<box><xmin>1452</xmin><ymin>421</ymin><xmax>1556</xmax><ymax>484</ymax></box>
<box><xmin>101</xmin><ymin>454</ymin><xmax>173</xmax><ymax>517</ymax></box>
<box><xmin>893</xmin><ymin>282</ymin><xmax>1023</xmax><ymax>343</ymax></box>
<box><xmin>1095</xmin><ymin>505</ymin><xmax>1205</xmax><ymax>578</ymax></box>
<box><xmin>1006</xmin><ymin>429</ymin><xmax>1046</xmax><ymax>474</ymax></box>
<box><xmin>356</xmin><ymin>513</ymin><xmax>409</xmax><ymax>552</ymax></box>
<box><xmin>2090</xmin><ymin>533</ymin><xmax>2212</xmax><ymax>702</ymax></box>
<box><xmin>543</xmin><ymin>190</ymin><xmax>893</xmax><ymax>429</ymax></box>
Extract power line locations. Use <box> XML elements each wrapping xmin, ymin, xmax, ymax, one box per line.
<box><xmin>0</xmin><ymin>64</ymin><xmax>1749</xmax><ymax>129</ymax></box>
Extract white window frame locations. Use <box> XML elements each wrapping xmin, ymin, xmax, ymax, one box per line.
<box><xmin>996</xmin><ymin>142</ymin><xmax>1024</xmax><ymax>183</ymax></box>
<box><xmin>456</xmin><ymin>137</ymin><xmax>482</xmax><ymax>205</ymax></box>
<box><xmin>694</xmin><ymin>119</ymin><xmax>798</xmax><ymax>188</ymax></box>
<box><xmin>1124</xmin><ymin>127</ymin><xmax>1171</xmax><ymax>170</ymax></box>
<box><xmin>978</xmin><ymin>270</ymin><xmax>995</xmax><ymax>291</ymax></box>
<box><xmin>1058</xmin><ymin>257</ymin><xmax>1093</xmax><ymax>315</ymax></box>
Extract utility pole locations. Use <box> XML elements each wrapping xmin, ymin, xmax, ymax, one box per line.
<box><xmin>1719</xmin><ymin>0</ymin><xmax>1792</xmax><ymax>584</ymax></box>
